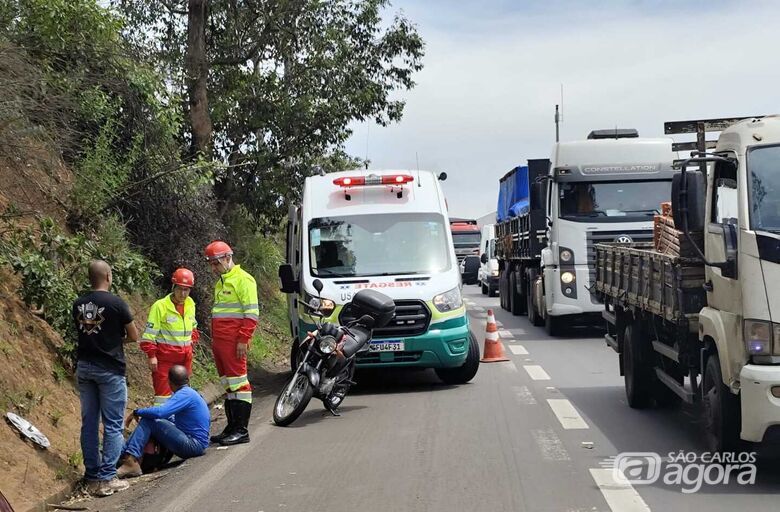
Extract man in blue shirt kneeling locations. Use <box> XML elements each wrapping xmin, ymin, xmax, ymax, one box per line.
<box><xmin>117</xmin><ymin>365</ymin><xmax>210</xmax><ymax>478</ymax></box>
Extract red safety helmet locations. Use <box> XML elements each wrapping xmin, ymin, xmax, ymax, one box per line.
<box><xmin>171</xmin><ymin>268</ymin><xmax>195</xmax><ymax>288</ymax></box>
<box><xmin>204</xmin><ymin>241</ymin><xmax>233</xmax><ymax>261</ymax></box>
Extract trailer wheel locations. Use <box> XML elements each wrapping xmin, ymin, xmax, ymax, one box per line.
<box><xmin>526</xmin><ymin>270</ymin><xmax>543</xmax><ymax>326</ymax></box>
<box><xmin>623</xmin><ymin>323</ymin><xmax>652</xmax><ymax>408</ymax></box>
<box><xmin>702</xmin><ymin>353</ymin><xmax>741</xmax><ymax>453</ymax></box>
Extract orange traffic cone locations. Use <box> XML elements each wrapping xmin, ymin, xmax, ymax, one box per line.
<box><xmin>480</xmin><ymin>309</ymin><xmax>509</xmax><ymax>362</ymax></box>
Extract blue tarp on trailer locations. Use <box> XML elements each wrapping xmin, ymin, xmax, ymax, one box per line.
<box><xmin>497</xmin><ymin>165</ymin><xmax>530</xmax><ymax>222</ymax></box>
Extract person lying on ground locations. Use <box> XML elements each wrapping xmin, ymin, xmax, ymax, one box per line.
<box><xmin>117</xmin><ymin>365</ymin><xmax>210</xmax><ymax>478</ymax></box>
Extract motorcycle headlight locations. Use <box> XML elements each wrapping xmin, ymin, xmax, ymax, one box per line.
<box><xmin>491</xmin><ymin>270</ymin><xmax>499</xmax><ymax>277</ymax></box>
<box><xmin>319</xmin><ymin>335</ymin><xmax>337</xmax><ymax>354</ymax></box>
<box><xmin>433</xmin><ymin>287</ymin><xmax>463</xmax><ymax>313</ymax></box>
<box><xmin>745</xmin><ymin>319</ymin><xmax>771</xmax><ymax>356</ymax></box>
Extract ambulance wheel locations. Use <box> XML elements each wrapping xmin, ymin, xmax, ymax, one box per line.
<box><xmin>435</xmin><ymin>332</ymin><xmax>480</xmax><ymax>385</ymax></box>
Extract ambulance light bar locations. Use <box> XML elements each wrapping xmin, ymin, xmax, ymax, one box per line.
<box><xmin>333</xmin><ymin>174</ymin><xmax>414</xmax><ymax>187</ymax></box>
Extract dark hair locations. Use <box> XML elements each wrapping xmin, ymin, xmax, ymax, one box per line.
<box><xmin>168</xmin><ymin>365</ymin><xmax>189</xmax><ymax>387</ymax></box>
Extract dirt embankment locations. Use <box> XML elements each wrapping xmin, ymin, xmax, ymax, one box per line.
<box><xmin>0</xmin><ymin>154</ymin><xmax>157</xmax><ymax>510</ymax></box>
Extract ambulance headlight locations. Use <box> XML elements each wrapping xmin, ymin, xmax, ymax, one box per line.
<box><xmin>433</xmin><ymin>287</ymin><xmax>463</xmax><ymax>313</ymax></box>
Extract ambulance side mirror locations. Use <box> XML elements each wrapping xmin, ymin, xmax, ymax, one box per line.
<box><xmin>278</xmin><ymin>264</ymin><xmax>299</xmax><ymax>294</ymax></box>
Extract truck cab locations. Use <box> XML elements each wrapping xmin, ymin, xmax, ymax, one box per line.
<box><xmin>694</xmin><ymin>116</ymin><xmax>780</xmax><ymax>445</ymax></box>
<box><xmin>536</xmin><ymin>130</ymin><xmax>678</xmax><ymax>334</ymax></box>
<box><xmin>279</xmin><ymin>170</ymin><xmax>480</xmax><ymax>385</ymax></box>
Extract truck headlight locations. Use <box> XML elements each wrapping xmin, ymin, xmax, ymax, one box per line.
<box><xmin>745</xmin><ymin>320</ymin><xmax>771</xmax><ymax>356</ymax></box>
<box><xmin>491</xmin><ymin>270</ymin><xmax>499</xmax><ymax>277</ymax></box>
<box><xmin>560</xmin><ymin>249</ymin><xmax>573</xmax><ymax>262</ymax></box>
<box><xmin>433</xmin><ymin>287</ymin><xmax>463</xmax><ymax>312</ymax></box>
<box><xmin>560</xmin><ymin>271</ymin><xmax>575</xmax><ymax>284</ymax></box>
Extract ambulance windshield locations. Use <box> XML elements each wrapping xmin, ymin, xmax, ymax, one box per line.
<box><xmin>309</xmin><ymin>213</ymin><xmax>452</xmax><ymax>277</ymax></box>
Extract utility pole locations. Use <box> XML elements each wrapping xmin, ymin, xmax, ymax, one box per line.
<box><xmin>554</xmin><ymin>104</ymin><xmax>560</xmax><ymax>143</ymax></box>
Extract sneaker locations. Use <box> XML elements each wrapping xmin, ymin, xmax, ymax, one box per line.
<box><xmin>117</xmin><ymin>455</ymin><xmax>143</xmax><ymax>479</ymax></box>
<box><xmin>85</xmin><ymin>480</ymin><xmax>114</xmax><ymax>497</ymax></box>
<box><xmin>106</xmin><ymin>478</ymin><xmax>130</xmax><ymax>493</ymax></box>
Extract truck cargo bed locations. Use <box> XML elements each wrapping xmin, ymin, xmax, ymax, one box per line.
<box><xmin>595</xmin><ymin>242</ymin><xmax>706</xmax><ymax>327</ymax></box>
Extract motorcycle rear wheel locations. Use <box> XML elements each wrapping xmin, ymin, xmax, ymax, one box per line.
<box><xmin>273</xmin><ymin>372</ymin><xmax>314</xmax><ymax>427</ymax></box>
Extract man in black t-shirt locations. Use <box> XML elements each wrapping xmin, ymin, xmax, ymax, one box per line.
<box><xmin>72</xmin><ymin>260</ymin><xmax>139</xmax><ymax>497</ymax></box>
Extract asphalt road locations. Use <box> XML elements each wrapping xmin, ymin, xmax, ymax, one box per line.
<box><xmin>98</xmin><ymin>286</ymin><xmax>780</xmax><ymax>512</ymax></box>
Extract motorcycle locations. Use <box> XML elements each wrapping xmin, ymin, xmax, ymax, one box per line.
<box><xmin>273</xmin><ymin>279</ymin><xmax>395</xmax><ymax>427</ymax></box>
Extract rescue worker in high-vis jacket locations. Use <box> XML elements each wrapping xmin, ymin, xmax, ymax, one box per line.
<box><xmin>140</xmin><ymin>268</ymin><xmax>199</xmax><ymax>406</ymax></box>
<box><xmin>204</xmin><ymin>241</ymin><xmax>259</xmax><ymax>445</ymax></box>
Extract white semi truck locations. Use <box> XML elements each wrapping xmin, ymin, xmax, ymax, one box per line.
<box><xmin>497</xmin><ymin>130</ymin><xmax>679</xmax><ymax>335</ymax></box>
<box><xmin>596</xmin><ymin>116</ymin><xmax>780</xmax><ymax>451</ymax></box>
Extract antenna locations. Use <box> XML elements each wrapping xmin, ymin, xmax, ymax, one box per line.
<box><xmin>415</xmin><ymin>152</ymin><xmax>421</xmax><ymax>187</ymax></box>
<box><xmin>554</xmin><ymin>105</ymin><xmax>560</xmax><ymax>142</ymax></box>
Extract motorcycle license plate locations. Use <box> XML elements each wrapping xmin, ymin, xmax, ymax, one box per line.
<box><xmin>369</xmin><ymin>341</ymin><xmax>405</xmax><ymax>352</ymax></box>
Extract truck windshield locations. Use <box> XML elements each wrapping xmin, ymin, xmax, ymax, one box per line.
<box><xmin>309</xmin><ymin>213</ymin><xmax>451</xmax><ymax>277</ymax></box>
<box><xmin>748</xmin><ymin>145</ymin><xmax>780</xmax><ymax>232</ymax></box>
<box><xmin>559</xmin><ymin>180</ymin><xmax>672</xmax><ymax>222</ymax></box>
<box><xmin>451</xmin><ymin>233</ymin><xmax>481</xmax><ymax>246</ymax></box>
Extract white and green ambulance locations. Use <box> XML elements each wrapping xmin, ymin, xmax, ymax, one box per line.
<box><xmin>278</xmin><ymin>169</ymin><xmax>480</xmax><ymax>384</ymax></box>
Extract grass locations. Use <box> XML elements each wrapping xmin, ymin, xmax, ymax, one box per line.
<box><xmin>52</xmin><ymin>363</ymin><xmax>68</xmax><ymax>383</ymax></box>
<box><xmin>248</xmin><ymin>292</ymin><xmax>289</xmax><ymax>367</ymax></box>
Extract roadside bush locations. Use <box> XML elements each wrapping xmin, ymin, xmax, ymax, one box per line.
<box><xmin>0</xmin><ymin>215</ymin><xmax>159</xmax><ymax>363</ymax></box>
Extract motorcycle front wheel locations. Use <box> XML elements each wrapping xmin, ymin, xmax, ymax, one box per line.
<box><xmin>273</xmin><ymin>372</ymin><xmax>314</xmax><ymax>427</ymax></box>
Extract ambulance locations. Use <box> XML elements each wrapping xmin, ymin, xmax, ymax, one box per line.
<box><xmin>278</xmin><ymin>170</ymin><xmax>480</xmax><ymax>384</ymax></box>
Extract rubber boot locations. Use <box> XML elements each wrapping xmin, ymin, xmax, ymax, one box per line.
<box><xmin>219</xmin><ymin>401</ymin><xmax>251</xmax><ymax>446</ymax></box>
<box><xmin>210</xmin><ymin>399</ymin><xmax>234</xmax><ymax>443</ymax></box>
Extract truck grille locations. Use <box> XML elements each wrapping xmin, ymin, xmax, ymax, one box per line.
<box><xmin>586</xmin><ymin>229</ymin><xmax>654</xmax><ymax>295</ymax></box>
<box><xmin>339</xmin><ymin>300</ymin><xmax>431</xmax><ymax>338</ymax></box>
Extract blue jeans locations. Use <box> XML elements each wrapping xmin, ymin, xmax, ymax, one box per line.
<box><xmin>124</xmin><ymin>418</ymin><xmax>206</xmax><ymax>460</ymax></box>
<box><xmin>77</xmin><ymin>360</ymin><xmax>127</xmax><ymax>481</ymax></box>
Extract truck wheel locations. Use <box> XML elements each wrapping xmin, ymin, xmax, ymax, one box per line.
<box><xmin>499</xmin><ymin>272</ymin><xmax>509</xmax><ymax>311</ymax></box>
<box><xmin>435</xmin><ymin>332</ymin><xmax>480</xmax><ymax>385</ymax></box>
<box><xmin>702</xmin><ymin>353</ymin><xmax>741</xmax><ymax>453</ymax></box>
<box><xmin>526</xmin><ymin>271</ymin><xmax>543</xmax><ymax>326</ymax></box>
<box><xmin>509</xmin><ymin>272</ymin><xmax>525</xmax><ymax>315</ymax></box>
<box><xmin>623</xmin><ymin>323</ymin><xmax>652</xmax><ymax>408</ymax></box>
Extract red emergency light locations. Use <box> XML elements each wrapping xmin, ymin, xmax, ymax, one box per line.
<box><xmin>333</xmin><ymin>174</ymin><xmax>414</xmax><ymax>188</ymax></box>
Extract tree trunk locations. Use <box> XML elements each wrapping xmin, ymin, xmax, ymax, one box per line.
<box><xmin>186</xmin><ymin>0</ymin><xmax>212</xmax><ymax>157</ymax></box>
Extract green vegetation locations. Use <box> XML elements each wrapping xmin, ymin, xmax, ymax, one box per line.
<box><xmin>0</xmin><ymin>0</ymin><xmax>423</xmax><ymax>383</ymax></box>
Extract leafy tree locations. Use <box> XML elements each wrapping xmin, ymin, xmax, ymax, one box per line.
<box><xmin>113</xmin><ymin>0</ymin><xmax>424</xmax><ymax>225</ymax></box>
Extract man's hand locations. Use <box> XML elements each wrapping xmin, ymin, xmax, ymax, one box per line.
<box><xmin>236</xmin><ymin>342</ymin><xmax>248</xmax><ymax>360</ymax></box>
<box><xmin>148</xmin><ymin>357</ymin><xmax>158</xmax><ymax>372</ymax></box>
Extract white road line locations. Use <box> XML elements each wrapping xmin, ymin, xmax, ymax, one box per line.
<box><xmin>508</xmin><ymin>344</ymin><xmax>528</xmax><ymax>355</ymax></box>
<box><xmin>589</xmin><ymin>469</ymin><xmax>651</xmax><ymax>512</ymax></box>
<box><xmin>531</xmin><ymin>428</ymin><xmax>570</xmax><ymax>461</ymax></box>
<box><xmin>523</xmin><ymin>365</ymin><xmax>551</xmax><ymax>380</ymax></box>
<box><xmin>512</xmin><ymin>385</ymin><xmax>537</xmax><ymax>405</ymax></box>
<box><xmin>546</xmin><ymin>399</ymin><xmax>589</xmax><ymax>429</ymax></box>
<box><xmin>498</xmin><ymin>329</ymin><xmax>514</xmax><ymax>338</ymax></box>
<box><xmin>471</xmin><ymin>306</ymin><xmax>485</xmax><ymax>312</ymax></box>
<box><xmin>495</xmin><ymin>320</ymin><xmax>504</xmax><ymax>327</ymax></box>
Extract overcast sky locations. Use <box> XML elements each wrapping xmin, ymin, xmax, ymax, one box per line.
<box><xmin>344</xmin><ymin>0</ymin><xmax>780</xmax><ymax>219</ymax></box>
